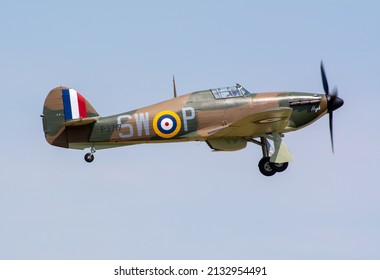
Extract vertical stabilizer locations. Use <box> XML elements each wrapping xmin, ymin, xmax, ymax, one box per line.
<box><xmin>42</xmin><ymin>86</ymin><xmax>99</xmax><ymax>148</ymax></box>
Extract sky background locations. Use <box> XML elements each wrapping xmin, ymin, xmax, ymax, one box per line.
<box><xmin>0</xmin><ymin>0</ymin><xmax>379</xmax><ymax>259</ymax></box>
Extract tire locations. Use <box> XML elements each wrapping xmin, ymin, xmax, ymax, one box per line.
<box><xmin>270</xmin><ymin>162</ymin><xmax>289</xmax><ymax>172</ymax></box>
<box><xmin>84</xmin><ymin>153</ymin><xmax>94</xmax><ymax>163</ymax></box>
<box><xmin>258</xmin><ymin>157</ymin><xmax>276</xmax><ymax>176</ymax></box>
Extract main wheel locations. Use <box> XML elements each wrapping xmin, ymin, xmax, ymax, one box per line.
<box><xmin>258</xmin><ymin>157</ymin><xmax>276</xmax><ymax>176</ymax></box>
<box><xmin>270</xmin><ymin>162</ymin><xmax>289</xmax><ymax>172</ymax></box>
<box><xmin>84</xmin><ymin>153</ymin><xmax>94</xmax><ymax>163</ymax></box>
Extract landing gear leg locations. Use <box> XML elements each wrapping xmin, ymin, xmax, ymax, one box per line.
<box><xmin>84</xmin><ymin>146</ymin><xmax>96</xmax><ymax>163</ymax></box>
<box><xmin>249</xmin><ymin>136</ymin><xmax>290</xmax><ymax>176</ymax></box>
<box><xmin>267</xmin><ymin>132</ymin><xmax>291</xmax><ymax>173</ymax></box>
<box><xmin>257</xmin><ymin>137</ymin><xmax>276</xmax><ymax>176</ymax></box>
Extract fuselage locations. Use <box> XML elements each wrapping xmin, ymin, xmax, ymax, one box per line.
<box><xmin>70</xmin><ymin>89</ymin><xmax>328</xmax><ymax>150</ymax></box>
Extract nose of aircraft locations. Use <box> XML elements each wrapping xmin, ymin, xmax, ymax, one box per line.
<box><xmin>329</xmin><ymin>96</ymin><xmax>344</xmax><ymax>112</ymax></box>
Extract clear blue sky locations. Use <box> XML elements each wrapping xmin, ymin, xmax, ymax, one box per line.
<box><xmin>0</xmin><ymin>0</ymin><xmax>379</xmax><ymax>259</ymax></box>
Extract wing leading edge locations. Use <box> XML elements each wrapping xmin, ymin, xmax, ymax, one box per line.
<box><xmin>208</xmin><ymin>107</ymin><xmax>293</xmax><ymax>138</ymax></box>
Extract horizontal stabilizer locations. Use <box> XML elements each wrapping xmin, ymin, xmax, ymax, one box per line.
<box><xmin>65</xmin><ymin>117</ymin><xmax>98</xmax><ymax>126</ymax></box>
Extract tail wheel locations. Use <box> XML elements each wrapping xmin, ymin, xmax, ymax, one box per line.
<box><xmin>258</xmin><ymin>157</ymin><xmax>276</xmax><ymax>176</ymax></box>
<box><xmin>84</xmin><ymin>153</ymin><xmax>94</xmax><ymax>163</ymax></box>
<box><xmin>270</xmin><ymin>162</ymin><xmax>289</xmax><ymax>172</ymax></box>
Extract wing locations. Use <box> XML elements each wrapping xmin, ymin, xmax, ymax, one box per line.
<box><xmin>208</xmin><ymin>107</ymin><xmax>293</xmax><ymax>138</ymax></box>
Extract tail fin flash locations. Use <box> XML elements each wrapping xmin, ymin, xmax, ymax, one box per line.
<box><xmin>42</xmin><ymin>86</ymin><xmax>99</xmax><ymax>148</ymax></box>
<box><xmin>62</xmin><ymin>88</ymin><xmax>88</xmax><ymax>121</ymax></box>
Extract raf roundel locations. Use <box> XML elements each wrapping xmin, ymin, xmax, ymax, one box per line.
<box><xmin>153</xmin><ymin>110</ymin><xmax>182</xmax><ymax>138</ymax></box>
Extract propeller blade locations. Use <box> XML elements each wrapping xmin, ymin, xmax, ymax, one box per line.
<box><xmin>320</xmin><ymin>61</ymin><xmax>343</xmax><ymax>153</ymax></box>
<box><xmin>330</xmin><ymin>86</ymin><xmax>338</xmax><ymax>100</ymax></box>
<box><xmin>321</xmin><ymin>61</ymin><xmax>329</xmax><ymax>95</ymax></box>
<box><xmin>329</xmin><ymin>112</ymin><xmax>334</xmax><ymax>153</ymax></box>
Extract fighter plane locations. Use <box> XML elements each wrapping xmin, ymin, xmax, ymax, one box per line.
<box><xmin>41</xmin><ymin>62</ymin><xmax>343</xmax><ymax>176</ymax></box>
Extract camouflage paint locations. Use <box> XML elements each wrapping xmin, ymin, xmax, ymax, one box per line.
<box><xmin>42</xmin><ymin>86</ymin><xmax>328</xmax><ymax>151</ymax></box>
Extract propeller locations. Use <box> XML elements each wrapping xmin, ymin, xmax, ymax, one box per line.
<box><xmin>320</xmin><ymin>61</ymin><xmax>344</xmax><ymax>153</ymax></box>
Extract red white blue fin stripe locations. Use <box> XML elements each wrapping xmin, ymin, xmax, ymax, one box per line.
<box><xmin>62</xmin><ymin>89</ymin><xmax>87</xmax><ymax>121</ymax></box>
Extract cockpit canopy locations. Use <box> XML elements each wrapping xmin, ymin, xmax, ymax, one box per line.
<box><xmin>211</xmin><ymin>84</ymin><xmax>250</xmax><ymax>99</ymax></box>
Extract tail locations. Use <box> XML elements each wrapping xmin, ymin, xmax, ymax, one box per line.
<box><xmin>42</xmin><ymin>86</ymin><xmax>99</xmax><ymax>148</ymax></box>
